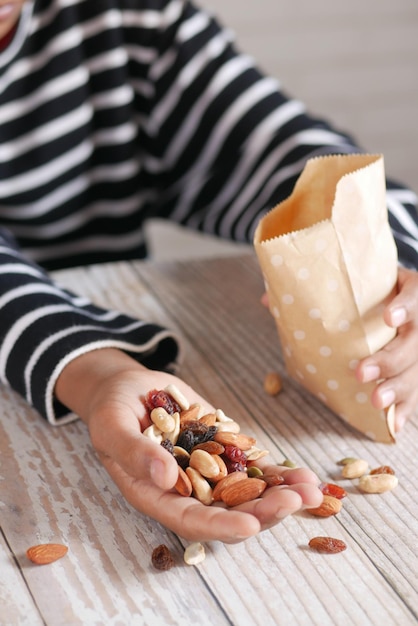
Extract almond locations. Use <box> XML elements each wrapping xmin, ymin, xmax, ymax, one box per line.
<box><xmin>213</xmin><ymin>431</ymin><xmax>256</xmax><ymax>450</ymax></box>
<box><xmin>210</xmin><ymin>454</ymin><xmax>228</xmax><ymax>482</ymax></box>
<box><xmin>192</xmin><ymin>440</ymin><xmax>225</xmax><ymax>455</ymax></box>
<box><xmin>221</xmin><ymin>477</ymin><xmax>267</xmax><ymax>507</ymax></box>
<box><xmin>174</xmin><ymin>466</ymin><xmax>193</xmax><ymax>497</ymax></box>
<box><xmin>198</xmin><ymin>412</ymin><xmax>217</xmax><ymax>427</ymax></box>
<box><xmin>26</xmin><ymin>543</ymin><xmax>68</xmax><ymax>565</ymax></box>
<box><xmin>180</xmin><ymin>403</ymin><xmax>202</xmax><ymax>423</ymax></box>
<box><xmin>307</xmin><ymin>495</ymin><xmax>342</xmax><ymax>517</ymax></box>
<box><xmin>212</xmin><ymin>470</ymin><xmax>248</xmax><ymax>501</ymax></box>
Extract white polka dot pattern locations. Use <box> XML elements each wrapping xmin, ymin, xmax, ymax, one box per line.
<box><xmin>254</xmin><ymin>154</ymin><xmax>399</xmax><ymax>442</ymax></box>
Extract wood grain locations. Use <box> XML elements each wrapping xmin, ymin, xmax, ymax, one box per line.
<box><xmin>1</xmin><ymin>255</ymin><xmax>417</xmax><ymax>625</ymax></box>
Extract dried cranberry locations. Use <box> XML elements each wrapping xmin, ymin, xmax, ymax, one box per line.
<box><xmin>144</xmin><ymin>389</ymin><xmax>181</xmax><ymax>415</ymax></box>
<box><xmin>221</xmin><ymin>445</ymin><xmax>247</xmax><ymax>474</ymax></box>
<box><xmin>223</xmin><ymin>445</ymin><xmax>247</xmax><ymax>463</ymax></box>
<box><xmin>224</xmin><ymin>459</ymin><xmax>247</xmax><ymax>473</ymax></box>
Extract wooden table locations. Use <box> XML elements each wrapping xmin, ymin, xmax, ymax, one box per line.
<box><xmin>1</xmin><ymin>253</ymin><xmax>417</xmax><ymax>626</ymax></box>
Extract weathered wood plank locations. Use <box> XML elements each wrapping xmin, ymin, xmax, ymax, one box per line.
<box><xmin>1</xmin><ymin>257</ymin><xmax>417</xmax><ymax>625</ymax></box>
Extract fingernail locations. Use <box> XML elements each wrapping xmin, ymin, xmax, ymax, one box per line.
<box><xmin>361</xmin><ymin>364</ymin><xmax>380</xmax><ymax>383</ymax></box>
<box><xmin>380</xmin><ymin>389</ymin><xmax>396</xmax><ymax>408</ymax></box>
<box><xmin>390</xmin><ymin>307</ymin><xmax>407</xmax><ymax>327</ymax></box>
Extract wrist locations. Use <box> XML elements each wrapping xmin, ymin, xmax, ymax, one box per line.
<box><xmin>54</xmin><ymin>348</ymin><xmax>146</xmax><ymax>422</ymax></box>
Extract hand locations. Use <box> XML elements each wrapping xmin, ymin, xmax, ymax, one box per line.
<box><xmin>55</xmin><ymin>348</ymin><xmax>322</xmax><ymax>543</ymax></box>
<box><xmin>356</xmin><ymin>267</ymin><xmax>418</xmax><ymax>432</ymax></box>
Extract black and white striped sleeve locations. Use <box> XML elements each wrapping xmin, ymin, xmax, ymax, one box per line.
<box><xmin>0</xmin><ymin>230</ymin><xmax>181</xmax><ymax>425</ymax></box>
<box><xmin>141</xmin><ymin>0</ymin><xmax>418</xmax><ymax>270</ymax></box>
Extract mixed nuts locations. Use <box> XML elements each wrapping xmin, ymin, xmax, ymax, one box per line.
<box><xmin>142</xmin><ymin>385</ymin><xmax>271</xmax><ymax>508</ymax></box>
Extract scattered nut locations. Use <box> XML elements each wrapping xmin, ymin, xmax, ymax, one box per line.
<box><xmin>308</xmin><ymin>537</ymin><xmax>347</xmax><ymax>554</ymax></box>
<box><xmin>184</xmin><ymin>542</ymin><xmax>206</xmax><ymax>565</ymax></box>
<box><xmin>341</xmin><ymin>458</ymin><xmax>369</xmax><ymax>479</ymax></box>
<box><xmin>151</xmin><ymin>544</ymin><xmax>175</xmax><ymax>570</ymax></box>
<box><xmin>358</xmin><ymin>473</ymin><xmax>398</xmax><ymax>494</ymax></box>
<box><xmin>26</xmin><ymin>543</ymin><xmax>68</xmax><ymax>565</ymax></box>
<box><xmin>337</xmin><ymin>457</ymin><xmax>358</xmax><ymax>466</ymax></box>
<box><xmin>263</xmin><ymin>371</ymin><xmax>282</xmax><ymax>396</ymax></box>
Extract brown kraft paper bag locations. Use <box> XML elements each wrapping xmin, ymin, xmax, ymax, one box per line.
<box><xmin>254</xmin><ymin>154</ymin><xmax>397</xmax><ymax>443</ymax></box>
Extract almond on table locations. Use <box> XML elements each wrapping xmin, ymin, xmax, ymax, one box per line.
<box><xmin>26</xmin><ymin>543</ymin><xmax>68</xmax><ymax>565</ymax></box>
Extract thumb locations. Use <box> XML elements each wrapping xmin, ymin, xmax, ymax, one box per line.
<box><xmin>91</xmin><ymin>414</ymin><xmax>179</xmax><ymax>490</ymax></box>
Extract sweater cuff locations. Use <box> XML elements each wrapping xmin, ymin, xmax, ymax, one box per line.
<box><xmin>44</xmin><ymin>330</ymin><xmax>182</xmax><ymax>424</ymax></box>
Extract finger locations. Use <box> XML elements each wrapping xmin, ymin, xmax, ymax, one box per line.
<box><xmin>384</xmin><ymin>267</ymin><xmax>418</xmax><ymax>328</ymax></box>
<box><xmin>104</xmin><ymin>466</ymin><xmax>262</xmax><ymax>542</ymax></box>
<box><xmin>371</xmin><ymin>362</ymin><xmax>418</xmax><ymax>411</ymax></box>
<box><xmin>356</xmin><ymin>317</ymin><xmax>418</xmax><ymax>386</ymax></box>
<box><xmin>256</xmin><ymin>462</ymin><xmax>320</xmax><ymax>487</ymax></box>
<box><xmin>232</xmin><ymin>483</ymin><xmax>323</xmax><ymax>528</ymax></box>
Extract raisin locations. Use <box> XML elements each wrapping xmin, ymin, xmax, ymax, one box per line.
<box><xmin>177</xmin><ymin>423</ymin><xmax>217</xmax><ymax>453</ymax></box>
<box><xmin>308</xmin><ymin>536</ymin><xmax>347</xmax><ymax>554</ymax></box>
<box><xmin>370</xmin><ymin>465</ymin><xmax>395</xmax><ymax>475</ymax></box>
<box><xmin>161</xmin><ymin>439</ymin><xmax>174</xmax><ymax>455</ymax></box>
<box><xmin>151</xmin><ymin>544</ymin><xmax>176</xmax><ymax>570</ymax></box>
<box><xmin>176</xmin><ymin>430</ymin><xmax>195</xmax><ymax>453</ymax></box>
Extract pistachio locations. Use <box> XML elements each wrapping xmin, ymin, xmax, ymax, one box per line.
<box><xmin>341</xmin><ymin>458</ymin><xmax>369</xmax><ymax>479</ymax></box>
<box><xmin>358</xmin><ymin>473</ymin><xmax>398</xmax><ymax>494</ymax></box>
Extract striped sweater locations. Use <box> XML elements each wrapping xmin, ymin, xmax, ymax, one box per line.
<box><xmin>1</xmin><ymin>0</ymin><xmax>417</xmax><ymax>424</ymax></box>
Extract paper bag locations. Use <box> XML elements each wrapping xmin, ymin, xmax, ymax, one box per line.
<box><xmin>254</xmin><ymin>154</ymin><xmax>398</xmax><ymax>443</ymax></box>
